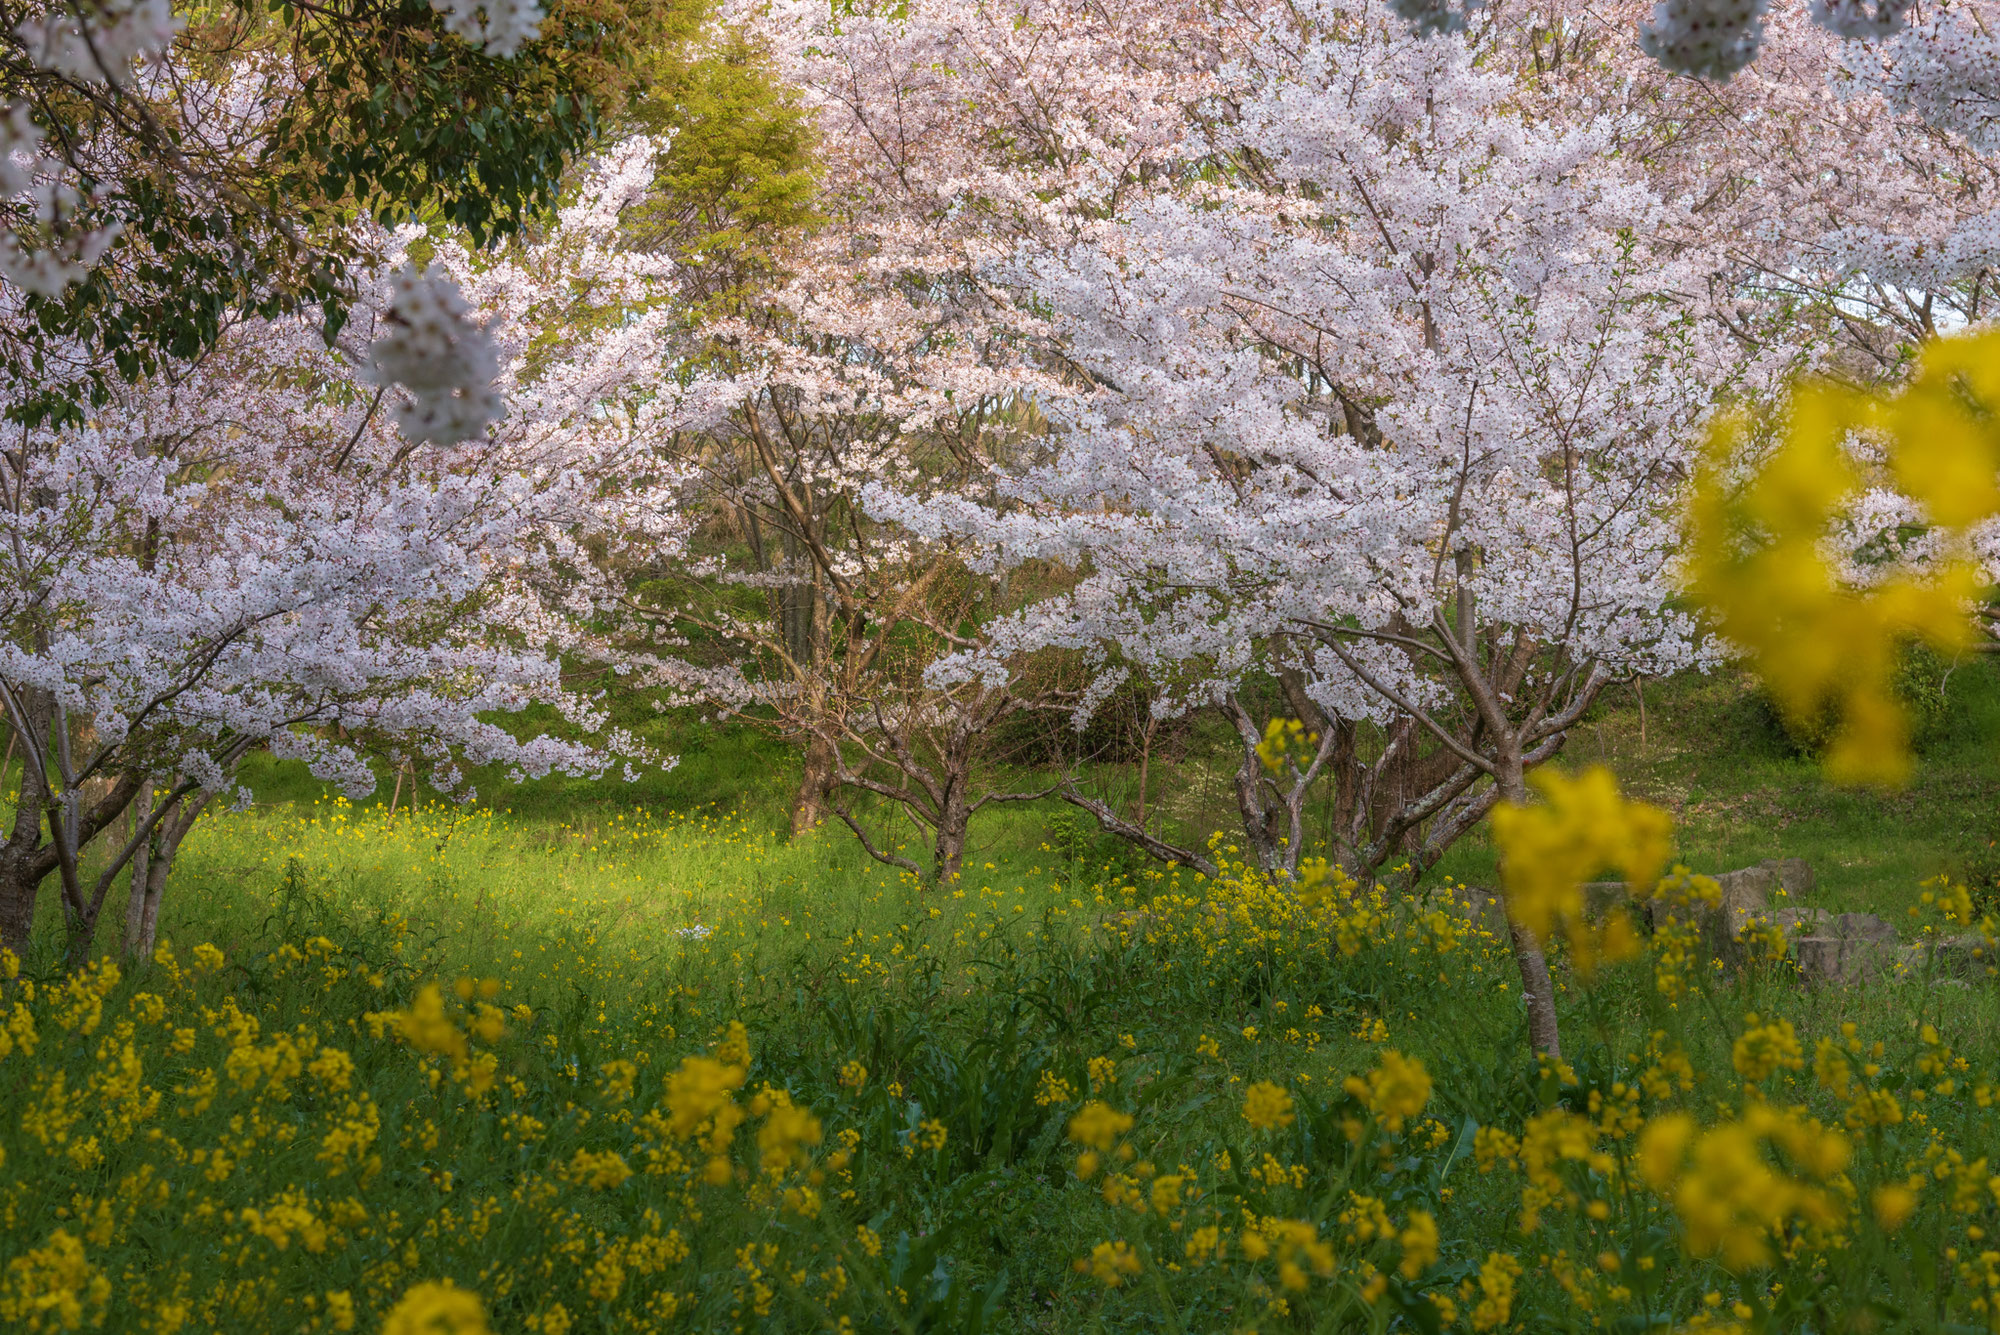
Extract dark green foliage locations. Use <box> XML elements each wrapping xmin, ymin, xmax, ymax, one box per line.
<box><xmin>1751</xmin><ymin>642</ymin><xmax>1959</xmax><ymax>759</ymax></box>
<box><xmin>3</xmin><ymin>0</ymin><xmax>667</xmax><ymax>426</ymax></box>
<box><xmin>989</xmin><ymin>680</ymin><xmax>1197</xmax><ymax>769</ymax></box>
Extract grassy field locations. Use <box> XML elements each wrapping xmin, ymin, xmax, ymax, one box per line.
<box><xmin>4</xmin><ymin>667</ymin><xmax>2000</xmax><ymax>1333</ymax></box>
<box><xmin>119</xmin><ymin>654</ymin><xmax>2000</xmax><ymax>968</ymax></box>
<box><xmin>1429</xmin><ymin>662</ymin><xmax>2000</xmax><ymax>913</ymax></box>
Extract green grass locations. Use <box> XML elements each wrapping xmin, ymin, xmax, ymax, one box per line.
<box><xmin>23</xmin><ymin>659</ymin><xmax>1997</xmax><ymax>969</ymax></box>
<box><xmin>6</xmin><ymin>671</ymin><xmax>2000</xmax><ymax>1332</ymax></box>
<box><xmin>1430</xmin><ymin>660</ymin><xmax>2000</xmax><ymax>915</ymax></box>
<box><xmin>34</xmin><ymin>659</ymin><xmax>1992</xmax><ymax>967</ymax></box>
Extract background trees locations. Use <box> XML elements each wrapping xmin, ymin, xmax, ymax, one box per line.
<box><xmin>887</xmin><ymin>0</ymin><xmax>1769</xmax><ymax>1045</ymax></box>
<box><xmin>0</xmin><ymin>4</ymin><xmax>676</xmax><ymax>958</ymax></box>
<box><xmin>5</xmin><ymin>0</ymin><xmax>1997</xmax><ymax>956</ymax></box>
<box><xmin>0</xmin><ymin>0</ymin><xmax>663</xmax><ymax>425</ymax></box>
<box><xmin>601</xmin><ymin>0</ymin><xmax>1219</xmax><ymax>879</ymax></box>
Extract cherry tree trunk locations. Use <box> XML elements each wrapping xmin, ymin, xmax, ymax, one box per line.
<box><xmin>119</xmin><ymin>790</ymin><xmax>210</xmax><ymax>961</ymax></box>
<box><xmin>0</xmin><ymin>850</ymin><xmax>41</xmax><ymax>961</ymax></box>
<box><xmin>790</xmin><ymin>736</ymin><xmax>838</xmax><ymax>836</ymax></box>
<box><xmin>121</xmin><ymin>785</ymin><xmax>155</xmax><ymax>959</ymax></box>
<box><xmin>1223</xmin><ymin>702</ymin><xmax>1289</xmax><ymax>874</ymax></box>
<box><xmin>0</xmin><ymin>704</ymin><xmax>55</xmax><ymax>960</ymax></box>
<box><xmin>63</xmin><ymin>887</ymin><xmax>108</xmax><ymax>971</ymax></box>
<box><xmin>1496</xmin><ymin>753</ymin><xmax>1562</xmax><ymax>1059</ymax></box>
<box><xmin>932</xmin><ymin>777</ymin><xmax>970</xmax><ymax>885</ymax></box>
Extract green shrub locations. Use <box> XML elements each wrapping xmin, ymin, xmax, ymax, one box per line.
<box><xmin>1752</xmin><ymin>641</ymin><xmax>1958</xmax><ymax>757</ymax></box>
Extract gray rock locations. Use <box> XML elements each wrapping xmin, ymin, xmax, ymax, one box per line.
<box><xmin>1761</xmin><ymin>906</ymin><xmax>1828</xmax><ymax>935</ymax></box>
<box><xmin>1644</xmin><ymin>867</ymin><xmax>1780</xmax><ymax>964</ymax></box>
<box><xmin>1441</xmin><ymin>861</ymin><xmax>1831</xmax><ymax>973</ymax></box>
<box><xmin>1580</xmin><ymin>881</ymin><xmax>1631</xmax><ymax>923</ymax></box>
<box><xmin>1441</xmin><ymin>886</ymin><xmax>1508</xmax><ymax>933</ymax></box>
<box><xmin>1721</xmin><ymin>906</ymin><xmax>1823</xmax><ymax>964</ymax></box>
<box><xmin>1713</xmin><ymin>865</ymin><xmax>1776</xmax><ymax>914</ymax></box>
<box><xmin>1898</xmin><ymin>934</ymin><xmax>1998</xmax><ymax>982</ymax></box>
<box><xmin>1640</xmin><ymin>867</ymin><xmax>1768</xmax><ymax>934</ymax></box>
<box><xmin>1795</xmin><ymin>932</ymin><xmax>1898</xmax><ymax>985</ymax></box>
<box><xmin>1827</xmin><ymin>912</ymin><xmax>1897</xmax><ymax>942</ymax></box>
<box><xmin>1760</xmin><ymin>857</ymin><xmax>1815</xmax><ymax>897</ymax></box>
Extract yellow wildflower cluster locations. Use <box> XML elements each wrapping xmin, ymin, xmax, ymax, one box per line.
<box><xmin>1069</xmin><ymin>1100</ymin><xmax>1135</xmax><ymax>1180</ymax></box>
<box><xmin>0</xmin><ymin>934</ymin><xmax>939</xmax><ymax>1334</ymax></box>
<box><xmin>1684</xmin><ymin>327</ymin><xmax>2000</xmax><ymax>785</ymax></box>
<box><xmin>7</xmin><ymin>771</ymin><xmax>1998</xmax><ymax>1335</ymax></box>
<box><xmin>1241</xmin><ymin>1080</ymin><xmax>1295</xmax><ymax>1131</ymax></box>
<box><xmin>0</xmin><ymin>1228</ymin><xmax>111</xmax><ymax>1332</ymax></box>
<box><xmin>903</xmin><ymin>1118</ymin><xmax>947</xmax><ymax>1156</ymax></box>
<box><xmin>1466</xmin><ymin>1251</ymin><xmax>1523</xmax><ymax>1331</ymax></box>
<box><xmin>1241</xmin><ymin>1216</ymin><xmax>1336</xmax><ymax>1291</ymax></box>
<box><xmin>1342</xmin><ymin>1049</ymin><xmax>1432</xmax><ymax>1133</ymax></box>
<box><xmin>1814</xmin><ymin>1022</ymin><xmax>1910</xmax><ymax>1130</ymax></box>
<box><xmin>1637</xmin><ymin>1105</ymin><xmax>1850</xmax><ymax>1270</ymax></box>
<box><xmin>380</xmin><ymin>1280</ymin><xmax>490</xmax><ymax>1335</ymax></box>
<box><xmin>1489</xmin><ymin>766</ymin><xmax>1671</xmax><ymax>974</ymax></box>
<box><xmin>1078</xmin><ymin>1239</ymin><xmax>1142</xmax><ymax>1287</ymax></box>
<box><xmin>1650</xmin><ymin>868</ymin><xmax>1723</xmax><ymax>1001</ymax></box>
<box><xmin>1731</xmin><ymin>1014</ymin><xmax>1805</xmax><ymax>1084</ymax></box>
<box><xmin>1254</xmin><ymin>717</ymin><xmax>1317</xmax><ymax>772</ymax></box>
<box><xmin>1036</xmin><ymin>1068</ymin><xmax>1077</xmax><ymax>1105</ymax></box>
<box><xmin>364</xmin><ymin>980</ymin><xmax>508</xmax><ymax>1096</ymax></box>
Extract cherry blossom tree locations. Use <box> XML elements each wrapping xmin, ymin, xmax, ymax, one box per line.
<box><xmin>0</xmin><ymin>0</ymin><xmax>650</xmax><ymax>427</ymax></box>
<box><xmin>1542</xmin><ymin>1</ymin><xmax>2000</xmax><ymax>650</ymax></box>
<box><xmin>896</xmin><ymin>0</ymin><xmax>1771</xmax><ymax>1053</ymax></box>
<box><xmin>607</xmin><ymin>0</ymin><xmax>1222</xmax><ymax>878</ymax></box>
<box><xmin>0</xmin><ymin>0</ymin><xmax>689</xmax><ymax>962</ymax></box>
<box><xmin>0</xmin><ymin>139</ymin><xmax>683</xmax><ymax>964</ymax></box>
<box><xmin>1606</xmin><ymin>1</ymin><xmax>1999</xmax><ymax>367</ymax></box>
<box><xmin>1414</xmin><ymin>0</ymin><xmax>1933</xmax><ymax>79</ymax></box>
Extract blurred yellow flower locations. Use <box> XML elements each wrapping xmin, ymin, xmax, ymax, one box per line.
<box><xmin>380</xmin><ymin>1280</ymin><xmax>490</xmax><ymax>1335</ymax></box>
<box><xmin>1242</xmin><ymin>1080</ymin><xmax>1296</xmax><ymax>1131</ymax></box>
<box><xmin>1490</xmin><ymin>767</ymin><xmax>1669</xmax><ymax>975</ymax></box>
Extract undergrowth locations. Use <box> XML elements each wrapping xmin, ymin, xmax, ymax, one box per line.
<box><xmin>4</xmin><ymin>803</ymin><xmax>2000</xmax><ymax>1333</ymax></box>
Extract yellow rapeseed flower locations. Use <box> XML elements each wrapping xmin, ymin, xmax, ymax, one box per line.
<box><xmin>1683</xmin><ymin>331</ymin><xmax>2000</xmax><ymax>786</ymax></box>
<box><xmin>1344</xmin><ymin>1050</ymin><xmax>1432</xmax><ymax>1133</ymax></box>
<box><xmin>1242</xmin><ymin>1081</ymin><xmax>1296</xmax><ymax>1131</ymax></box>
<box><xmin>1489</xmin><ymin>767</ymin><xmax>1670</xmax><ymax>975</ymax></box>
<box><xmin>1732</xmin><ymin>1015</ymin><xmax>1805</xmax><ymax>1083</ymax></box>
<box><xmin>380</xmin><ymin>1280</ymin><xmax>491</xmax><ymax>1335</ymax></box>
<box><xmin>1068</xmin><ymin>1101</ymin><xmax>1134</xmax><ymax>1151</ymax></box>
<box><xmin>1872</xmin><ymin>1184</ymin><xmax>1919</xmax><ymax>1232</ymax></box>
<box><xmin>1078</xmin><ymin>1240</ymin><xmax>1142</xmax><ymax>1287</ymax></box>
<box><xmin>1398</xmin><ymin>1211</ymin><xmax>1439</xmax><ymax>1279</ymax></box>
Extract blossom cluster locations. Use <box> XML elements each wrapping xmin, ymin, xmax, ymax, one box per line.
<box><xmin>369</xmin><ymin>265</ymin><xmax>507</xmax><ymax>446</ymax></box>
<box><xmin>12</xmin><ymin>0</ymin><xmax>179</xmax><ymax>84</ymax></box>
<box><xmin>428</xmin><ymin>0</ymin><xmax>543</xmax><ymax>58</ymax></box>
<box><xmin>1639</xmin><ymin>0</ymin><xmax>1769</xmax><ymax>78</ymax></box>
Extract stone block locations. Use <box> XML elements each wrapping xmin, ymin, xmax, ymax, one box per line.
<box><xmin>1713</xmin><ymin>865</ymin><xmax>1775</xmax><ymax>914</ymax></box>
<box><xmin>1827</xmin><ymin>912</ymin><xmax>1897</xmax><ymax>942</ymax></box>
<box><xmin>1580</xmin><ymin>881</ymin><xmax>1632</xmax><ymax>923</ymax></box>
<box><xmin>1644</xmin><ymin>867</ymin><xmax>1779</xmax><ymax>965</ymax></box>
<box><xmin>1756</xmin><ymin>906</ymin><xmax>1827</xmax><ymax>935</ymax></box>
<box><xmin>1795</xmin><ymin>930</ymin><xmax>1898</xmax><ymax>985</ymax></box>
<box><xmin>1441</xmin><ymin>886</ymin><xmax>1508</xmax><ymax>934</ymax></box>
<box><xmin>1641</xmin><ymin>866</ymin><xmax>1770</xmax><ymax>934</ymax></box>
<box><xmin>1721</xmin><ymin>906</ymin><xmax>1825</xmax><ymax>968</ymax></box>
<box><xmin>1759</xmin><ymin>857</ymin><xmax>1815</xmax><ymax>898</ymax></box>
<box><xmin>1897</xmin><ymin>934</ymin><xmax>1998</xmax><ymax>982</ymax></box>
